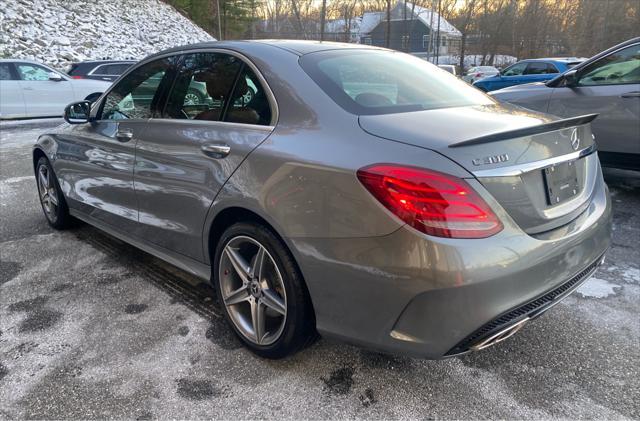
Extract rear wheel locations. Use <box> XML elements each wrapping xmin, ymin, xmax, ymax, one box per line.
<box><xmin>36</xmin><ymin>157</ymin><xmax>72</xmax><ymax>229</ymax></box>
<box><xmin>213</xmin><ymin>222</ymin><xmax>315</xmax><ymax>358</ymax></box>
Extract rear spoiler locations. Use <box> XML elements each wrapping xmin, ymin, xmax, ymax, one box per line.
<box><xmin>448</xmin><ymin>114</ymin><xmax>598</xmax><ymax>148</ymax></box>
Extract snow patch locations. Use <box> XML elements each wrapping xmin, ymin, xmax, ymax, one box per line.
<box><xmin>2</xmin><ymin>176</ymin><xmax>33</xmax><ymax>184</ymax></box>
<box><xmin>620</xmin><ymin>267</ymin><xmax>639</xmax><ymax>284</ymax></box>
<box><xmin>576</xmin><ymin>276</ymin><xmax>620</xmax><ymax>298</ymax></box>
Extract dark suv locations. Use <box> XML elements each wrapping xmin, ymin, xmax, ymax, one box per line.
<box><xmin>67</xmin><ymin>60</ymin><xmax>136</xmax><ymax>82</ymax></box>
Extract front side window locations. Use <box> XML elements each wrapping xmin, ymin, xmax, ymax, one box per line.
<box><xmin>502</xmin><ymin>62</ymin><xmax>528</xmax><ymax>76</ymax></box>
<box><xmin>578</xmin><ymin>44</ymin><xmax>640</xmax><ymax>86</ymax></box>
<box><xmin>300</xmin><ymin>50</ymin><xmax>492</xmax><ymax>115</ymax></box>
<box><xmin>0</xmin><ymin>63</ymin><xmax>16</xmax><ymax>80</ymax></box>
<box><xmin>101</xmin><ymin>57</ymin><xmax>175</xmax><ymax>120</ymax></box>
<box><xmin>16</xmin><ymin>64</ymin><xmax>55</xmax><ymax>81</ymax></box>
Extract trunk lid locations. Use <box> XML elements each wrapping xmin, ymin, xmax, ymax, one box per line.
<box><xmin>359</xmin><ymin>104</ymin><xmax>599</xmax><ymax>234</ymax></box>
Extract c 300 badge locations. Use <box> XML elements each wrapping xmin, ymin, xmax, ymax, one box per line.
<box><xmin>472</xmin><ymin>153</ymin><xmax>510</xmax><ymax>166</ymax></box>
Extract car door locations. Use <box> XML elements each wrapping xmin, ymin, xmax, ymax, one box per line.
<box><xmin>53</xmin><ymin>56</ymin><xmax>177</xmax><ymax>233</ymax></box>
<box><xmin>133</xmin><ymin>51</ymin><xmax>276</xmax><ymax>261</ymax></box>
<box><xmin>547</xmin><ymin>43</ymin><xmax>640</xmax><ymax>159</ymax></box>
<box><xmin>0</xmin><ymin>62</ymin><xmax>26</xmax><ymax>118</ymax></box>
<box><xmin>15</xmin><ymin>62</ymin><xmax>76</xmax><ymax>117</ymax></box>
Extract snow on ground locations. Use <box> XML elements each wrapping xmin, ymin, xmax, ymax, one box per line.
<box><xmin>0</xmin><ymin>0</ymin><xmax>215</xmax><ymax>69</ymax></box>
<box><xmin>576</xmin><ymin>276</ymin><xmax>621</xmax><ymax>299</ymax></box>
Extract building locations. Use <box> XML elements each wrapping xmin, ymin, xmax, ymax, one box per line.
<box><xmin>359</xmin><ymin>1</ymin><xmax>461</xmax><ymax>56</ymax></box>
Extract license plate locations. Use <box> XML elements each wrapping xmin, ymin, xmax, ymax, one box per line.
<box><xmin>543</xmin><ymin>160</ymin><xmax>580</xmax><ymax>205</ymax></box>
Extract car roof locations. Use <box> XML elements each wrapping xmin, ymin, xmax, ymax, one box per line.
<box><xmin>146</xmin><ymin>39</ymin><xmax>384</xmax><ymax>61</ymax></box>
<box><xmin>0</xmin><ymin>58</ymin><xmax>51</xmax><ymax>65</ymax></box>
<box><xmin>523</xmin><ymin>57</ymin><xmax>586</xmax><ymax>63</ymax></box>
<box><xmin>75</xmin><ymin>60</ymin><xmax>137</xmax><ymax>65</ymax></box>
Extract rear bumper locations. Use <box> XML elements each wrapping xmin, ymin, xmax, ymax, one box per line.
<box><xmin>290</xmin><ymin>171</ymin><xmax>612</xmax><ymax>359</ymax></box>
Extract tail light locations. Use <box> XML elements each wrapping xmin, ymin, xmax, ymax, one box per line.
<box><xmin>71</xmin><ymin>76</ymin><xmax>83</xmax><ymax>79</ymax></box>
<box><xmin>475</xmin><ymin>73</ymin><xmax>482</xmax><ymax>78</ymax></box>
<box><xmin>357</xmin><ymin>164</ymin><xmax>503</xmax><ymax>239</ymax></box>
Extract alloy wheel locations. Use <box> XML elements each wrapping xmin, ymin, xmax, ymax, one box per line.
<box><xmin>37</xmin><ymin>164</ymin><xmax>59</xmax><ymax>221</ymax></box>
<box><xmin>218</xmin><ymin>235</ymin><xmax>287</xmax><ymax>345</ymax></box>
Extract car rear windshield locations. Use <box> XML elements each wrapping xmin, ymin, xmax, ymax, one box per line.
<box><xmin>300</xmin><ymin>50</ymin><xmax>493</xmax><ymax>115</ymax></box>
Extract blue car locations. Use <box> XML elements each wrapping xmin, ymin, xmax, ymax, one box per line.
<box><xmin>473</xmin><ymin>58</ymin><xmax>585</xmax><ymax>92</ymax></box>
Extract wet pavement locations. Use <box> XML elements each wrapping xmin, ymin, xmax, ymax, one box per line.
<box><xmin>1</xmin><ymin>119</ymin><xmax>639</xmax><ymax>419</ymax></box>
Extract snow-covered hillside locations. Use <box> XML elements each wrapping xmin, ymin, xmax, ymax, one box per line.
<box><xmin>0</xmin><ymin>0</ymin><xmax>215</xmax><ymax>69</ymax></box>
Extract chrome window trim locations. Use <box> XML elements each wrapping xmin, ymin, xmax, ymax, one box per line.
<box><xmin>472</xmin><ymin>143</ymin><xmax>597</xmax><ymax>178</ymax></box>
<box><xmin>148</xmin><ymin>118</ymin><xmax>275</xmax><ymax>132</ymax></box>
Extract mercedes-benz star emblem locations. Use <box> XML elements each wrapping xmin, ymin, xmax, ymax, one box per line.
<box><xmin>570</xmin><ymin>128</ymin><xmax>580</xmax><ymax>151</ymax></box>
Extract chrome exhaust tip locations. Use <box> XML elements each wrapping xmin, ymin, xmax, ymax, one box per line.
<box><xmin>469</xmin><ymin>317</ymin><xmax>530</xmax><ymax>352</ymax></box>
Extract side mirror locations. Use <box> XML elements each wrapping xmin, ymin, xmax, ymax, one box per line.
<box><xmin>49</xmin><ymin>72</ymin><xmax>64</xmax><ymax>82</ymax></box>
<box><xmin>564</xmin><ymin>69</ymin><xmax>579</xmax><ymax>87</ymax></box>
<box><xmin>64</xmin><ymin>101</ymin><xmax>91</xmax><ymax>124</ymax></box>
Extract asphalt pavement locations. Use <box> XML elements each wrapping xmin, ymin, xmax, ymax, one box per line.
<box><xmin>1</xmin><ymin>119</ymin><xmax>638</xmax><ymax>419</ymax></box>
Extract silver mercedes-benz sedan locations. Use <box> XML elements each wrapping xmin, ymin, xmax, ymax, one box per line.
<box><xmin>33</xmin><ymin>41</ymin><xmax>611</xmax><ymax>359</ymax></box>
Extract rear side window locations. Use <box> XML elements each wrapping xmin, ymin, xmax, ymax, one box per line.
<box><xmin>164</xmin><ymin>52</ymin><xmax>243</xmax><ymax>121</ymax></box>
<box><xmin>525</xmin><ymin>62</ymin><xmax>557</xmax><ymax>75</ymax></box>
<box><xmin>0</xmin><ymin>63</ymin><xmax>16</xmax><ymax>80</ymax></box>
<box><xmin>101</xmin><ymin>57</ymin><xmax>176</xmax><ymax>120</ymax></box>
<box><xmin>300</xmin><ymin>50</ymin><xmax>491</xmax><ymax>115</ymax></box>
<box><xmin>226</xmin><ymin>67</ymin><xmax>272</xmax><ymax>125</ymax></box>
<box><xmin>164</xmin><ymin>52</ymin><xmax>272</xmax><ymax>125</ymax></box>
<box><xmin>93</xmin><ymin>63</ymin><xmax>132</xmax><ymax>76</ymax></box>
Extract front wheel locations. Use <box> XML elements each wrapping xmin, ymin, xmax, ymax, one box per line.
<box><xmin>36</xmin><ymin>157</ymin><xmax>72</xmax><ymax>229</ymax></box>
<box><xmin>213</xmin><ymin>222</ymin><xmax>316</xmax><ymax>358</ymax></box>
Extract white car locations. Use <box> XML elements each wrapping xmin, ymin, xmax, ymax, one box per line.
<box><xmin>0</xmin><ymin>59</ymin><xmax>111</xmax><ymax>119</ymax></box>
<box><xmin>463</xmin><ymin>66</ymin><xmax>500</xmax><ymax>84</ymax></box>
<box><xmin>437</xmin><ymin>64</ymin><xmax>458</xmax><ymax>76</ymax></box>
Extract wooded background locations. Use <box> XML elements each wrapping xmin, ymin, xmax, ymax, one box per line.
<box><xmin>164</xmin><ymin>0</ymin><xmax>639</xmax><ymax>64</ymax></box>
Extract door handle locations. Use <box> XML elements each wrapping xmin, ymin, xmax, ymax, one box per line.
<box><xmin>23</xmin><ymin>87</ymin><xmax>34</xmax><ymax>91</ymax></box>
<box><xmin>115</xmin><ymin>130</ymin><xmax>133</xmax><ymax>142</ymax></box>
<box><xmin>201</xmin><ymin>143</ymin><xmax>231</xmax><ymax>158</ymax></box>
<box><xmin>621</xmin><ymin>92</ymin><xmax>640</xmax><ymax>98</ymax></box>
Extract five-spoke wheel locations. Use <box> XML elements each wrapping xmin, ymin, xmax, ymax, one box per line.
<box><xmin>219</xmin><ymin>236</ymin><xmax>287</xmax><ymax>345</ymax></box>
<box><xmin>35</xmin><ymin>157</ymin><xmax>71</xmax><ymax>229</ymax></box>
<box><xmin>214</xmin><ymin>222</ymin><xmax>316</xmax><ymax>358</ymax></box>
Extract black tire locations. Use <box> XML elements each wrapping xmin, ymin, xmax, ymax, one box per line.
<box><xmin>35</xmin><ymin>157</ymin><xmax>73</xmax><ymax>229</ymax></box>
<box><xmin>213</xmin><ymin>222</ymin><xmax>316</xmax><ymax>359</ymax></box>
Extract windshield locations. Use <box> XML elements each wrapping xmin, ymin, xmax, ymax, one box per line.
<box><xmin>300</xmin><ymin>50</ymin><xmax>493</xmax><ymax>115</ymax></box>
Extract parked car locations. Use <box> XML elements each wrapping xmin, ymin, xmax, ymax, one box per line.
<box><xmin>490</xmin><ymin>37</ymin><xmax>640</xmax><ymax>171</ymax></box>
<box><xmin>463</xmin><ymin>65</ymin><xmax>500</xmax><ymax>83</ymax></box>
<box><xmin>66</xmin><ymin>60</ymin><xmax>136</xmax><ymax>82</ymax></box>
<box><xmin>473</xmin><ymin>58</ymin><xmax>585</xmax><ymax>92</ymax></box>
<box><xmin>0</xmin><ymin>59</ymin><xmax>111</xmax><ymax>119</ymax></box>
<box><xmin>437</xmin><ymin>64</ymin><xmax>458</xmax><ymax>76</ymax></box>
<box><xmin>33</xmin><ymin>41</ymin><xmax>610</xmax><ymax>359</ymax></box>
